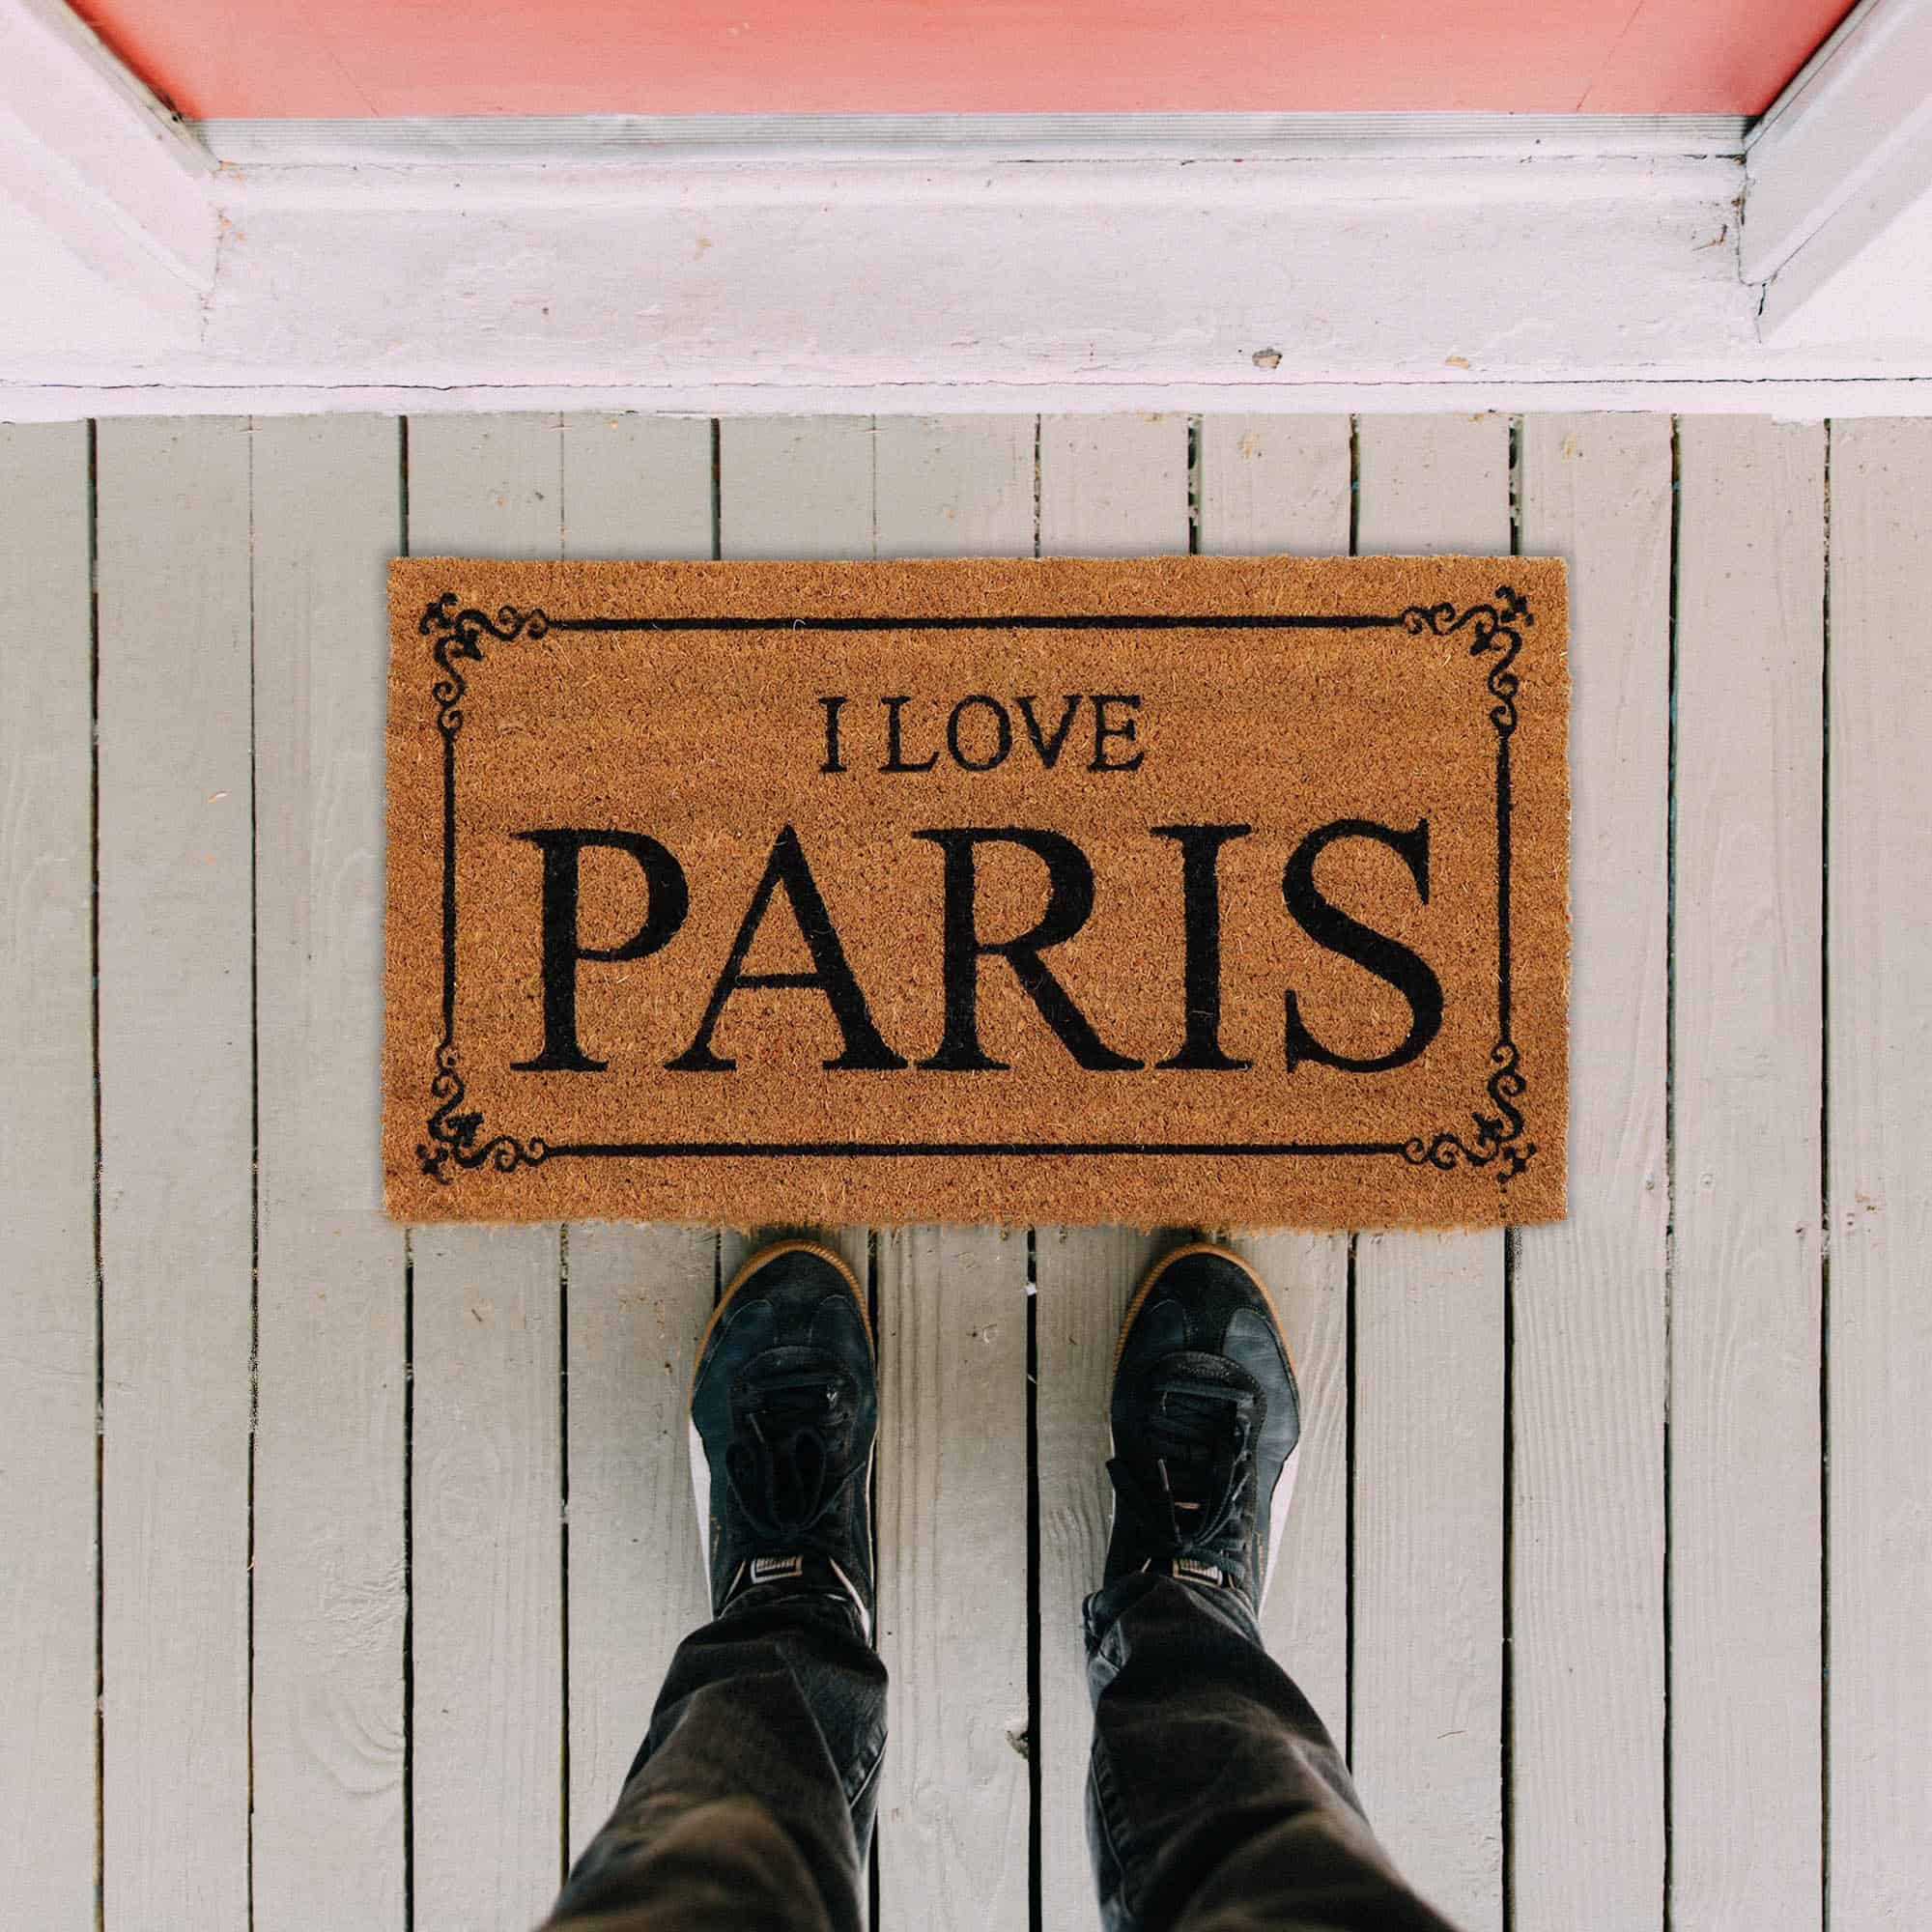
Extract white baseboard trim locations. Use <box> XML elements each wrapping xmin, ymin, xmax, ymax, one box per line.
<box><xmin>198</xmin><ymin>111</ymin><xmax>1752</xmax><ymax>165</ymax></box>
<box><xmin>4</xmin><ymin>12</ymin><xmax>1930</xmax><ymax>413</ymax></box>
<box><xmin>14</xmin><ymin>150</ymin><xmax>1820</xmax><ymax>410</ymax></box>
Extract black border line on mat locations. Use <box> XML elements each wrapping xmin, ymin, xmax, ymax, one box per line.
<box><xmin>412</xmin><ymin>589</ymin><xmax>1538</xmax><ymax>1189</ymax></box>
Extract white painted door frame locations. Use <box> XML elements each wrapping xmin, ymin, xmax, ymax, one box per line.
<box><xmin>1744</xmin><ymin>0</ymin><xmax>1932</xmax><ymax>337</ymax></box>
<box><xmin>1</xmin><ymin>0</ymin><xmax>1929</xmax><ymax>416</ymax></box>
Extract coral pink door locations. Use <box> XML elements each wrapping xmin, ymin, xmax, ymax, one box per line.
<box><xmin>71</xmin><ymin>0</ymin><xmax>1854</xmax><ymax>120</ymax></box>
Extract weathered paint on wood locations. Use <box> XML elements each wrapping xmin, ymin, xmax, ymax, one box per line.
<box><xmin>874</xmin><ymin>412</ymin><xmax>1035</xmax><ymax>561</ymax></box>
<box><xmin>409</xmin><ymin>1222</ymin><xmax>566</xmax><ymax>1926</ymax></box>
<box><xmin>1034</xmin><ymin>1226</ymin><xmax>1156</xmax><ymax>1932</ymax></box>
<box><xmin>97</xmin><ymin>414</ymin><xmax>254</xmax><ymax>1930</ymax></box>
<box><xmin>1349</xmin><ymin>412</ymin><xmax>1508</xmax><ymax>1932</ymax></box>
<box><xmin>406</xmin><ymin>413</ymin><xmax>569</xmax><ymax>1927</ymax></box>
<box><xmin>1513</xmin><ymin>413</ymin><xmax>1671</xmax><ymax>1930</ymax></box>
<box><xmin>1824</xmin><ymin>417</ymin><xmax>1932</xmax><ymax>1929</ymax></box>
<box><xmin>560</xmin><ymin>410</ymin><xmax>715</xmax><ymax>565</ymax></box>
<box><xmin>0</xmin><ymin>420</ymin><xmax>97</xmax><ymax>1932</ymax></box>
<box><xmin>719</xmin><ymin>414</ymin><xmax>875</xmax><ymax>561</ymax></box>
<box><xmin>556</xmin><ymin>411</ymin><xmax>719</xmax><ymax>1863</ymax></box>
<box><xmin>1197</xmin><ymin>412</ymin><xmax>1352</xmax><ymax>563</ymax></box>
<box><xmin>251</xmin><ymin>413</ymin><xmax>409</xmax><ymax>1927</ymax></box>
<box><xmin>875</xmin><ymin>1226</ymin><xmax>1033</xmax><ymax>1930</ymax></box>
<box><xmin>1038</xmin><ymin>413</ymin><xmax>1189</xmax><ymax>562</ymax></box>
<box><xmin>1671</xmin><ymin>413</ymin><xmax>1824</xmax><ymax>1931</ymax></box>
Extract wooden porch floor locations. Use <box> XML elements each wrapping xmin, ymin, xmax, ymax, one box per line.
<box><xmin>3</xmin><ymin>412</ymin><xmax>1928</xmax><ymax>1931</ymax></box>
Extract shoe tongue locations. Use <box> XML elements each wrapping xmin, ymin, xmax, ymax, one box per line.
<box><xmin>765</xmin><ymin>1423</ymin><xmax>829</xmax><ymax>1526</ymax></box>
<box><xmin>730</xmin><ymin>1354</ymin><xmax>849</xmax><ymax>1536</ymax></box>
<box><xmin>1147</xmin><ymin>1353</ymin><xmax>1257</xmax><ymax>1511</ymax></box>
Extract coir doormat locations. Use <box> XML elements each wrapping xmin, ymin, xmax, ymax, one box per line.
<box><xmin>384</xmin><ymin>555</ymin><xmax>1568</xmax><ymax>1228</ymax></box>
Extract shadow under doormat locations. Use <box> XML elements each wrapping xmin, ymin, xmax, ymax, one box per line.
<box><xmin>384</xmin><ymin>554</ymin><xmax>1568</xmax><ymax>1229</ymax></box>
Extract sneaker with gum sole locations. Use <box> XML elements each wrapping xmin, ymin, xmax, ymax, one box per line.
<box><xmin>688</xmin><ymin>1240</ymin><xmax>877</xmax><ymax>1634</ymax></box>
<box><xmin>1103</xmin><ymin>1242</ymin><xmax>1302</xmax><ymax>1616</ymax></box>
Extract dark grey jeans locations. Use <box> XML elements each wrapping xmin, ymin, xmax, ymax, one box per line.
<box><xmin>546</xmin><ymin>1574</ymin><xmax>1458</xmax><ymax>1931</ymax></box>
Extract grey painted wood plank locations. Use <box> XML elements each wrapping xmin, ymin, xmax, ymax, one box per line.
<box><xmin>1350</xmin><ymin>412</ymin><xmax>1509</xmax><ymax>1932</ymax></box>
<box><xmin>1513</xmin><ymin>415</ymin><xmax>1671</xmax><ymax>1931</ymax></box>
<box><xmin>1034</xmin><ymin>1226</ymin><xmax>1158</xmax><ymax>1932</ymax></box>
<box><xmin>561</xmin><ymin>412</ymin><xmax>715</xmax><ymax>562</ymax></box>
<box><xmin>1350</xmin><ymin>1229</ymin><xmax>1504</xmax><ymax>1924</ymax></box>
<box><xmin>718</xmin><ymin>415</ymin><xmax>875</xmax><ymax>558</ymax></box>
<box><xmin>409</xmin><ymin>411</ymin><xmax>566</xmax><ymax>564</ymax></box>
<box><xmin>405</xmin><ymin>412</ymin><xmax>568</xmax><ymax>1929</ymax></box>
<box><xmin>1197</xmin><ymin>417</ymin><xmax>1354</xmax><ymax>1740</ymax></box>
<box><xmin>873</xmin><ymin>412</ymin><xmax>1035</xmax><ymax>560</ymax></box>
<box><xmin>1822</xmin><ymin>417</ymin><xmax>1932</xmax><ymax>1930</ymax></box>
<box><xmin>1197</xmin><ymin>413</ymin><xmax>1352</xmax><ymax>558</ymax></box>
<box><xmin>874</xmin><ymin>1226</ymin><xmax>1033</xmax><ymax>1931</ymax></box>
<box><xmin>96</xmin><ymin>415</ymin><xmax>255</xmax><ymax>1930</ymax></box>
<box><xmin>1038</xmin><ymin>414</ymin><xmax>1190</xmax><ymax>558</ymax></box>
<box><xmin>555</xmin><ymin>412</ymin><xmax>719</xmax><ymax>1865</ymax></box>
<box><xmin>871</xmin><ymin>415</ymin><xmax>1036</xmax><ymax>1932</ymax></box>
<box><xmin>250</xmin><ymin>414</ymin><xmax>409</xmax><ymax>1928</ymax></box>
<box><xmin>1671</xmin><ymin>414</ymin><xmax>1824</xmax><ymax>1931</ymax></box>
<box><xmin>0</xmin><ymin>421</ymin><xmax>97</xmax><ymax>1932</ymax></box>
<box><xmin>410</xmin><ymin>1224</ymin><xmax>565</xmax><ymax>1929</ymax></box>
<box><xmin>1036</xmin><ymin>412</ymin><xmax>1189</xmax><ymax>1932</ymax></box>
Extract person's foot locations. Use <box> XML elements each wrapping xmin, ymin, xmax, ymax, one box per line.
<box><xmin>1103</xmin><ymin>1242</ymin><xmax>1301</xmax><ymax>1616</ymax></box>
<box><xmin>689</xmin><ymin>1239</ymin><xmax>877</xmax><ymax>1635</ymax></box>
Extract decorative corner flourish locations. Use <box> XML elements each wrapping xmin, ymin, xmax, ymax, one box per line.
<box><xmin>1401</xmin><ymin>1040</ymin><xmax>1537</xmax><ymax>1184</ymax></box>
<box><xmin>1399</xmin><ymin>583</ymin><xmax>1530</xmax><ymax>732</ymax></box>
<box><xmin>417</xmin><ymin>1040</ymin><xmax>550</xmax><ymax>1184</ymax></box>
<box><xmin>419</xmin><ymin>593</ymin><xmax>551</xmax><ymax>737</ymax></box>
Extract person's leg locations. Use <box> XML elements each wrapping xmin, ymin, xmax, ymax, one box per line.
<box><xmin>546</xmin><ymin>1241</ymin><xmax>885</xmax><ymax>1932</ymax></box>
<box><xmin>1087</xmin><ymin>1244</ymin><xmax>1461</xmax><ymax>1932</ymax></box>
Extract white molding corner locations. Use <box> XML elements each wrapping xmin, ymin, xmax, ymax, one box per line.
<box><xmin>1745</xmin><ymin>0</ymin><xmax>1932</xmax><ymax>335</ymax></box>
<box><xmin>0</xmin><ymin>0</ymin><xmax>215</xmax><ymax>323</ymax></box>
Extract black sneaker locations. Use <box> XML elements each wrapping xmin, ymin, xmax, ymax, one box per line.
<box><xmin>1103</xmin><ymin>1242</ymin><xmax>1301</xmax><ymax>1616</ymax></box>
<box><xmin>688</xmin><ymin>1240</ymin><xmax>877</xmax><ymax>1635</ymax></box>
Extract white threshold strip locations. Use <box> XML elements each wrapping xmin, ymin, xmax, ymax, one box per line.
<box><xmin>195</xmin><ymin>109</ymin><xmax>1751</xmax><ymax>166</ymax></box>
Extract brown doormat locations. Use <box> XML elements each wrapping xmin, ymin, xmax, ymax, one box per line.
<box><xmin>384</xmin><ymin>555</ymin><xmax>1568</xmax><ymax>1229</ymax></box>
